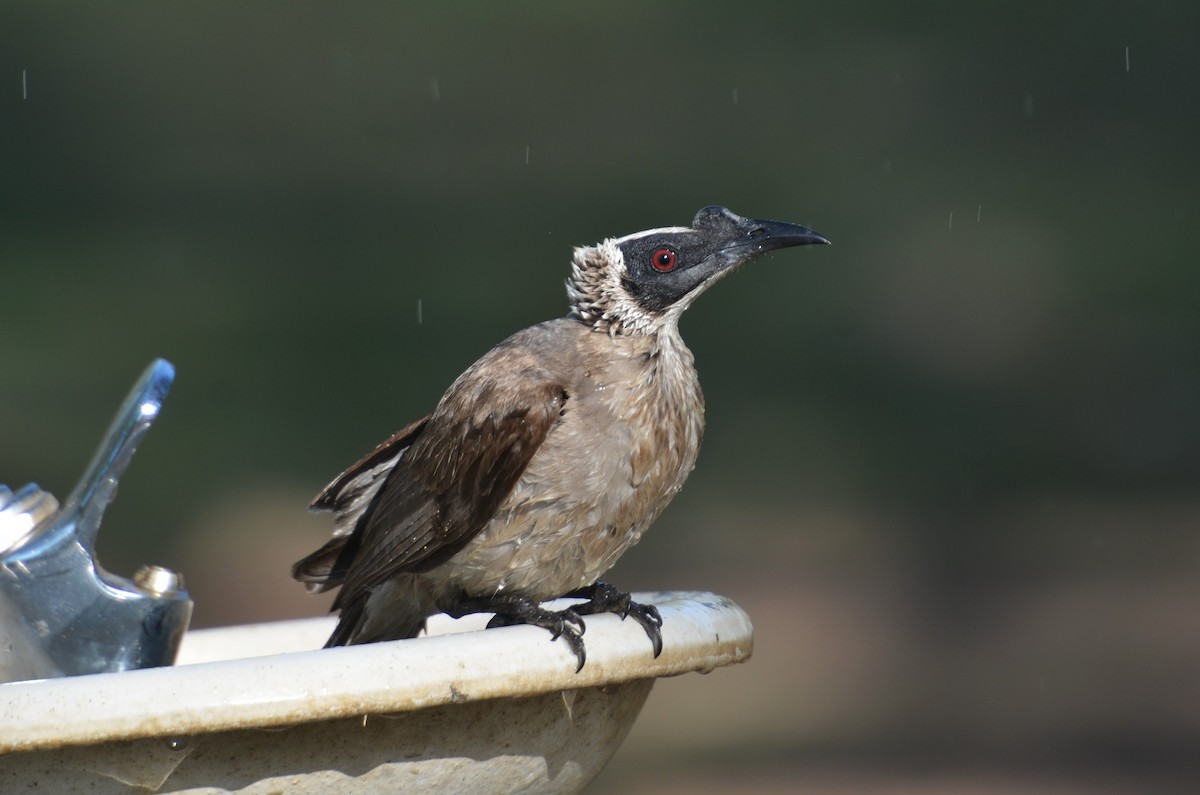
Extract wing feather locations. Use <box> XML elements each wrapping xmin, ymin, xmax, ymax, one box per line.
<box><xmin>316</xmin><ymin>371</ymin><xmax>567</xmax><ymax>614</ymax></box>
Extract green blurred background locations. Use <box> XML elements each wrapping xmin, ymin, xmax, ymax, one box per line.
<box><xmin>3</xmin><ymin>3</ymin><xmax>1198</xmax><ymax>792</ymax></box>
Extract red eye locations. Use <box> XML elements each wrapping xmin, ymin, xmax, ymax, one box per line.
<box><xmin>651</xmin><ymin>248</ymin><xmax>677</xmax><ymax>272</ymax></box>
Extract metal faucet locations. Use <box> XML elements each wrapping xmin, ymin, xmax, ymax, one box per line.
<box><xmin>0</xmin><ymin>359</ymin><xmax>193</xmax><ymax>683</ymax></box>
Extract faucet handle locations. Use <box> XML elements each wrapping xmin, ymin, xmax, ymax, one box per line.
<box><xmin>0</xmin><ymin>359</ymin><xmax>193</xmax><ymax>682</ymax></box>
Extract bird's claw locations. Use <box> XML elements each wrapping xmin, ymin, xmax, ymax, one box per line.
<box><xmin>627</xmin><ymin>602</ymin><xmax>664</xmax><ymax>657</ymax></box>
<box><xmin>451</xmin><ymin>583</ymin><xmax>661</xmax><ymax>672</ymax></box>
<box><xmin>567</xmin><ymin>581</ymin><xmax>664</xmax><ymax>658</ymax></box>
<box><xmin>473</xmin><ymin>597</ymin><xmax>589</xmax><ymax>671</ymax></box>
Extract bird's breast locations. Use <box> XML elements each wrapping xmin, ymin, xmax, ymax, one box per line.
<box><xmin>439</xmin><ymin>330</ymin><xmax>704</xmax><ymax>600</ymax></box>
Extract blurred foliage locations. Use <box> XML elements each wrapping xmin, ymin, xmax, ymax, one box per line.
<box><xmin>1</xmin><ymin>2</ymin><xmax>1198</xmax><ymax>788</ymax></box>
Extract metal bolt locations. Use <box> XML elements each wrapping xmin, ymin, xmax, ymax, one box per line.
<box><xmin>133</xmin><ymin>565</ymin><xmax>183</xmax><ymax>596</ymax></box>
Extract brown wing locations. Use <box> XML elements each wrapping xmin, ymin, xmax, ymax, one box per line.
<box><xmin>311</xmin><ymin>415</ymin><xmax>432</xmax><ymax>513</ymax></box>
<box><xmin>329</xmin><ymin>374</ymin><xmax>568</xmax><ymax>614</ymax></box>
<box><xmin>292</xmin><ymin>415</ymin><xmax>431</xmax><ymax>589</ymax></box>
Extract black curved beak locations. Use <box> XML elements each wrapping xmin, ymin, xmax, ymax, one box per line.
<box><xmin>722</xmin><ymin>216</ymin><xmax>830</xmax><ymax>258</ymax></box>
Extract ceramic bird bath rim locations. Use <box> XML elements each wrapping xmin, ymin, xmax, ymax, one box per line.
<box><xmin>2</xmin><ymin>590</ymin><xmax>752</xmax><ymax>753</ymax></box>
<box><xmin>0</xmin><ymin>591</ymin><xmax>753</xmax><ymax>794</ymax></box>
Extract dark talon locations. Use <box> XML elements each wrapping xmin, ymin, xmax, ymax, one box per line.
<box><xmin>563</xmin><ymin>627</ymin><xmax>587</xmax><ymax>672</ymax></box>
<box><xmin>444</xmin><ymin>584</ymin><xmax>661</xmax><ymax>671</ymax></box>
<box><xmin>628</xmin><ymin>602</ymin><xmax>664</xmax><ymax>657</ymax></box>
<box><xmin>452</xmin><ymin>592</ymin><xmax>588</xmax><ymax>671</ymax></box>
<box><xmin>567</xmin><ymin>581</ymin><xmax>664</xmax><ymax>658</ymax></box>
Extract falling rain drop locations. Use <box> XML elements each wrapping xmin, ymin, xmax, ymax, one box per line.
<box><xmin>430</xmin><ymin>78</ymin><xmax>440</xmax><ymax>101</ymax></box>
<box><xmin>21</xmin><ymin>69</ymin><xmax>27</xmax><ymax>100</ymax></box>
<box><xmin>525</xmin><ymin>145</ymin><xmax>530</xmax><ymax>166</ymax></box>
<box><xmin>1125</xmin><ymin>46</ymin><xmax>1131</xmax><ymax>72</ymax></box>
<box><xmin>948</xmin><ymin>211</ymin><xmax>954</xmax><ymax>230</ymax></box>
<box><xmin>731</xmin><ymin>87</ymin><xmax>739</xmax><ymax>105</ymax></box>
<box><xmin>977</xmin><ymin>204</ymin><xmax>982</xmax><ymax>223</ymax></box>
<box><xmin>417</xmin><ymin>298</ymin><xmax>423</xmax><ymax>325</ymax></box>
<box><xmin>1023</xmin><ymin>92</ymin><xmax>1034</xmax><ymax>117</ymax></box>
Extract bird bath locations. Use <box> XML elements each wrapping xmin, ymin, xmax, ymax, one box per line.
<box><xmin>0</xmin><ymin>590</ymin><xmax>752</xmax><ymax>794</ymax></box>
<box><xmin>0</xmin><ymin>362</ymin><xmax>753</xmax><ymax>792</ymax></box>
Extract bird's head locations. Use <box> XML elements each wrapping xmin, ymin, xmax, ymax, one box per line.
<box><xmin>567</xmin><ymin>205</ymin><xmax>829</xmax><ymax>336</ymax></box>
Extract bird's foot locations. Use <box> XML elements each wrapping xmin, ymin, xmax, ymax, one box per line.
<box><xmin>447</xmin><ymin>592</ymin><xmax>589</xmax><ymax>672</ymax></box>
<box><xmin>566</xmin><ymin>581</ymin><xmax>663</xmax><ymax>658</ymax></box>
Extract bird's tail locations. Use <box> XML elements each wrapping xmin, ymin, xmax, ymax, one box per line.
<box><xmin>322</xmin><ymin>576</ymin><xmax>431</xmax><ymax>648</ymax></box>
<box><xmin>292</xmin><ymin>534</ymin><xmax>357</xmax><ymax>593</ymax></box>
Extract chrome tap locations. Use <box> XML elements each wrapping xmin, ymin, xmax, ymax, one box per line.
<box><xmin>0</xmin><ymin>359</ymin><xmax>193</xmax><ymax>683</ymax></box>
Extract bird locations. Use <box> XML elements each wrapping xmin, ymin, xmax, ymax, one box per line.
<box><xmin>293</xmin><ymin>205</ymin><xmax>828</xmax><ymax>670</ymax></box>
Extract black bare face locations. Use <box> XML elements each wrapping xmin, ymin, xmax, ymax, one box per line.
<box><xmin>617</xmin><ymin>206</ymin><xmax>828</xmax><ymax>314</ymax></box>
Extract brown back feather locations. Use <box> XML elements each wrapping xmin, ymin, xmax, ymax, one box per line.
<box><xmin>292</xmin><ymin>416</ymin><xmax>431</xmax><ymax>589</ymax></box>
<box><xmin>331</xmin><ymin>375</ymin><xmax>567</xmax><ymax>612</ymax></box>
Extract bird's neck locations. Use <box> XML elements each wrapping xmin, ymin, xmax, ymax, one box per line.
<box><xmin>576</xmin><ymin>315</ymin><xmax>705</xmax><ymax>490</ymax></box>
<box><xmin>622</xmin><ymin>319</ymin><xmax>704</xmax><ymax>433</ymax></box>
<box><xmin>630</xmin><ymin>321</ymin><xmax>706</xmax><ymax>485</ymax></box>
